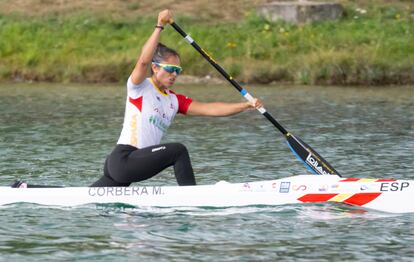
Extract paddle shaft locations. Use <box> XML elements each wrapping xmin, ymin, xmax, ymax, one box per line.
<box><xmin>170</xmin><ymin>22</ymin><xmax>340</xmax><ymax>176</ymax></box>
<box><xmin>170</xmin><ymin>22</ymin><xmax>288</xmax><ymax>135</ymax></box>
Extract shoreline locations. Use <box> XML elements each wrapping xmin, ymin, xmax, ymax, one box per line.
<box><xmin>1</xmin><ymin>1</ymin><xmax>413</xmax><ymax>86</ymax></box>
<box><xmin>2</xmin><ymin>75</ymin><xmax>413</xmax><ymax>88</ymax></box>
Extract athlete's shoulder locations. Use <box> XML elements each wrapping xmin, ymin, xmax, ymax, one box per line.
<box><xmin>171</xmin><ymin>91</ymin><xmax>193</xmax><ymax>115</ymax></box>
<box><xmin>127</xmin><ymin>76</ymin><xmax>151</xmax><ymax>90</ymax></box>
<box><xmin>167</xmin><ymin>89</ymin><xmax>189</xmax><ymax>98</ymax></box>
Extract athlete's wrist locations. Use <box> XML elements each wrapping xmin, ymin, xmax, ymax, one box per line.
<box><xmin>155</xmin><ymin>25</ymin><xmax>164</xmax><ymax>31</ymax></box>
<box><xmin>244</xmin><ymin>101</ymin><xmax>252</xmax><ymax>110</ymax></box>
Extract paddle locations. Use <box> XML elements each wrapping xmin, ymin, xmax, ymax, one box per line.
<box><xmin>169</xmin><ymin>21</ymin><xmax>341</xmax><ymax>177</ymax></box>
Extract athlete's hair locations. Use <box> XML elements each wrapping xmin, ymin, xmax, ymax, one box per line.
<box><xmin>151</xmin><ymin>43</ymin><xmax>180</xmax><ymax>74</ymax></box>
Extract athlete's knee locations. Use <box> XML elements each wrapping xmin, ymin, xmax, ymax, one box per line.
<box><xmin>172</xmin><ymin>142</ymin><xmax>189</xmax><ymax>156</ymax></box>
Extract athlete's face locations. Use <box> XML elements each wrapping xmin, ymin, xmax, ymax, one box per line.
<box><xmin>152</xmin><ymin>55</ymin><xmax>181</xmax><ymax>89</ymax></box>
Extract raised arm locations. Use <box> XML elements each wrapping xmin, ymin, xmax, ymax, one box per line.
<box><xmin>130</xmin><ymin>10</ymin><xmax>172</xmax><ymax>85</ymax></box>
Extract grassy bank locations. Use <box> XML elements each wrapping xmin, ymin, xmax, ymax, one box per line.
<box><xmin>0</xmin><ymin>0</ymin><xmax>413</xmax><ymax>85</ymax></box>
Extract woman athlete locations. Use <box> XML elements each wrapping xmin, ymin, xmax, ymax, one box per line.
<box><xmin>91</xmin><ymin>10</ymin><xmax>262</xmax><ymax>187</ymax></box>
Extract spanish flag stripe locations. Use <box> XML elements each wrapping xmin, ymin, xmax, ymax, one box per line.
<box><xmin>343</xmin><ymin>193</ymin><xmax>382</xmax><ymax>206</ymax></box>
<box><xmin>329</xmin><ymin>194</ymin><xmax>353</xmax><ymax>202</ymax></box>
<box><xmin>297</xmin><ymin>194</ymin><xmax>338</xmax><ymax>202</ymax></box>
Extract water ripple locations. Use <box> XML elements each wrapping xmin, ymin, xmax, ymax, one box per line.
<box><xmin>0</xmin><ymin>84</ymin><xmax>413</xmax><ymax>261</ymax></box>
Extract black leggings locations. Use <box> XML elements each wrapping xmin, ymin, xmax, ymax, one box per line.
<box><xmin>90</xmin><ymin>143</ymin><xmax>196</xmax><ymax>187</ymax></box>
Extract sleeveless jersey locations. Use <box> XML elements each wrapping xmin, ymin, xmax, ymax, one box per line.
<box><xmin>117</xmin><ymin>77</ymin><xmax>192</xmax><ymax>148</ymax></box>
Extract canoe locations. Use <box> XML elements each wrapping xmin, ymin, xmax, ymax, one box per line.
<box><xmin>1</xmin><ymin>175</ymin><xmax>413</xmax><ymax>213</ymax></box>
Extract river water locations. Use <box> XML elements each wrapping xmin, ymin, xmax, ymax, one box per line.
<box><xmin>0</xmin><ymin>83</ymin><xmax>413</xmax><ymax>261</ymax></box>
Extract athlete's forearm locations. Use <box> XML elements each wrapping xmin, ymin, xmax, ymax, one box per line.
<box><xmin>187</xmin><ymin>101</ymin><xmax>251</xmax><ymax>117</ymax></box>
<box><xmin>138</xmin><ymin>29</ymin><xmax>162</xmax><ymax>67</ymax></box>
<box><xmin>130</xmin><ymin>10</ymin><xmax>172</xmax><ymax>85</ymax></box>
<box><xmin>130</xmin><ymin>28</ymin><xmax>162</xmax><ymax>85</ymax></box>
<box><xmin>209</xmin><ymin>102</ymin><xmax>250</xmax><ymax>116</ymax></box>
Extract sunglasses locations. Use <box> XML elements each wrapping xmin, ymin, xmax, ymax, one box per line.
<box><xmin>152</xmin><ymin>62</ymin><xmax>183</xmax><ymax>75</ymax></box>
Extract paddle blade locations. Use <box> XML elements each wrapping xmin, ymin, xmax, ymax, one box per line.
<box><xmin>286</xmin><ymin>133</ymin><xmax>341</xmax><ymax>177</ymax></box>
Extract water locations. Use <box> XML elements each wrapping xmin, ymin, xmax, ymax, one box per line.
<box><xmin>0</xmin><ymin>83</ymin><xmax>413</xmax><ymax>261</ymax></box>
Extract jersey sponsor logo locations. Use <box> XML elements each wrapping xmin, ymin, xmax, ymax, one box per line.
<box><xmin>149</xmin><ymin>115</ymin><xmax>169</xmax><ymax>132</ymax></box>
<box><xmin>153</xmin><ymin>107</ymin><xmax>173</xmax><ymax>121</ymax></box>
<box><xmin>152</xmin><ymin>146</ymin><xmax>166</xmax><ymax>152</ymax></box>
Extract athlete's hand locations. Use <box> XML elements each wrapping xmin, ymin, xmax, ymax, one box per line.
<box><xmin>158</xmin><ymin>9</ymin><xmax>173</xmax><ymax>26</ymax></box>
<box><xmin>247</xmin><ymin>98</ymin><xmax>263</xmax><ymax>110</ymax></box>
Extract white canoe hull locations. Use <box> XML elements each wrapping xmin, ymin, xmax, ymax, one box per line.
<box><xmin>1</xmin><ymin>175</ymin><xmax>413</xmax><ymax>213</ymax></box>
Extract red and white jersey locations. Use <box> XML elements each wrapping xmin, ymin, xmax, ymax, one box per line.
<box><xmin>117</xmin><ymin>77</ymin><xmax>192</xmax><ymax>148</ymax></box>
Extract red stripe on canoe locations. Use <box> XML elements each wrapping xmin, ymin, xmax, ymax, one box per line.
<box><xmin>298</xmin><ymin>194</ymin><xmax>338</xmax><ymax>202</ymax></box>
<box><xmin>343</xmin><ymin>193</ymin><xmax>382</xmax><ymax>206</ymax></box>
<box><xmin>340</xmin><ymin>178</ymin><xmax>360</xmax><ymax>182</ymax></box>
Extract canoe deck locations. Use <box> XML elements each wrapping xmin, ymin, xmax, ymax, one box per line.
<box><xmin>1</xmin><ymin>175</ymin><xmax>413</xmax><ymax>213</ymax></box>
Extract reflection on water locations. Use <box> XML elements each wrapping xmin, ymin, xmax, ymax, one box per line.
<box><xmin>0</xmin><ymin>83</ymin><xmax>413</xmax><ymax>261</ymax></box>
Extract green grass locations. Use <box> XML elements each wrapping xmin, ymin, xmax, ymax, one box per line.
<box><xmin>0</xmin><ymin>3</ymin><xmax>413</xmax><ymax>85</ymax></box>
